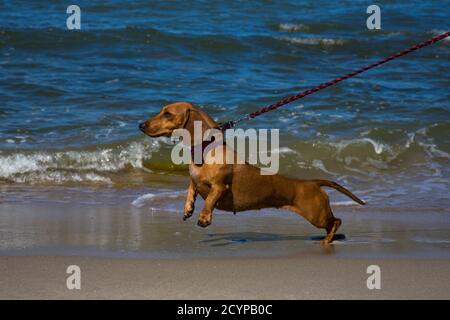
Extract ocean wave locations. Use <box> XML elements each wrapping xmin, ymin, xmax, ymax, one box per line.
<box><xmin>278</xmin><ymin>23</ymin><xmax>309</xmax><ymax>32</ymax></box>
<box><xmin>277</xmin><ymin>36</ymin><xmax>346</xmax><ymax>46</ymax></box>
<box><xmin>0</xmin><ymin>27</ymin><xmax>248</xmax><ymax>53</ymax></box>
<box><xmin>2</xmin><ymin>26</ymin><xmax>445</xmax><ymax>60</ymax></box>
<box><xmin>275</xmin><ymin>21</ymin><xmax>355</xmax><ymax>34</ymax></box>
<box><xmin>332</xmin><ymin>138</ymin><xmax>386</xmax><ymax>155</ymax></box>
<box><xmin>277</xmin><ymin>124</ymin><xmax>450</xmax><ymax>179</ymax></box>
<box><xmin>0</xmin><ymin>139</ymin><xmax>161</xmax><ymax>184</ymax></box>
<box><xmin>0</xmin><ymin>122</ymin><xmax>448</xmax><ymax>185</ymax></box>
<box><xmin>5</xmin><ymin>171</ymin><xmax>112</xmax><ymax>184</ymax></box>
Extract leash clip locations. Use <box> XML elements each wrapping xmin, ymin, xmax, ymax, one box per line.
<box><xmin>219</xmin><ymin>120</ymin><xmax>235</xmax><ymax>131</ymax></box>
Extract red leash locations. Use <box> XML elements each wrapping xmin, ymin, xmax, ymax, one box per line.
<box><xmin>219</xmin><ymin>31</ymin><xmax>450</xmax><ymax>131</ymax></box>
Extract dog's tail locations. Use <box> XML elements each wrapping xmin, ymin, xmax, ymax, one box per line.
<box><xmin>313</xmin><ymin>179</ymin><xmax>366</xmax><ymax>205</ymax></box>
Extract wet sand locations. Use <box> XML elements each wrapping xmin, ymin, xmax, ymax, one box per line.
<box><xmin>0</xmin><ymin>186</ymin><xmax>449</xmax><ymax>299</ymax></box>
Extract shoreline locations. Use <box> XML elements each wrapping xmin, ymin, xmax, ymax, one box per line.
<box><xmin>1</xmin><ymin>186</ymin><xmax>449</xmax><ymax>261</ymax></box>
<box><xmin>1</xmin><ymin>186</ymin><xmax>449</xmax><ymax>299</ymax></box>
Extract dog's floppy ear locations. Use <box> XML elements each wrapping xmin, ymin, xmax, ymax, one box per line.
<box><xmin>180</xmin><ymin>104</ymin><xmax>220</xmax><ymax>134</ymax></box>
<box><xmin>181</xmin><ymin>108</ymin><xmax>192</xmax><ymax>129</ymax></box>
<box><xmin>190</xmin><ymin>108</ymin><xmax>219</xmax><ymax>129</ymax></box>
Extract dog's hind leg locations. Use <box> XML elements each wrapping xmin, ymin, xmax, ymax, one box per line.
<box><xmin>284</xmin><ymin>204</ymin><xmax>337</xmax><ymax>243</ymax></box>
<box><xmin>320</xmin><ymin>216</ymin><xmax>342</xmax><ymax>245</ymax></box>
<box><xmin>285</xmin><ymin>184</ymin><xmax>342</xmax><ymax>244</ymax></box>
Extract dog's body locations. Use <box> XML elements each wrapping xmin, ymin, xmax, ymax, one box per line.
<box><xmin>140</xmin><ymin>102</ymin><xmax>365</xmax><ymax>244</ymax></box>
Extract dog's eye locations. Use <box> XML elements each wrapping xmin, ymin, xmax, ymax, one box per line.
<box><xmin>163</xmin><ymin>111</ymin><xmax>173</xmax><ymax>118</ymax></box>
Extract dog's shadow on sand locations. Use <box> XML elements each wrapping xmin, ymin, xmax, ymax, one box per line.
<box><xmin>202</xmin><ymin>232</ymin><xmax>346</xmax><ymax>247</ymax></box>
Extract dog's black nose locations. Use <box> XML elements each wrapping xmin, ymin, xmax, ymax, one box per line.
<box><xmin>139</xmin><ymin>122</ymin><xmax>146</xmax><ymax>131</ymax></box>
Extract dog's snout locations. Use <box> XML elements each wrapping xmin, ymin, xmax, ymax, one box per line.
<box><xmin>139</xmin><ymin>122</ymin><xmax>146</xmax><ymax>131</ymax></box>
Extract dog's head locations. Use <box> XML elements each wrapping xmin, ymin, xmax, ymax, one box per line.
<box><xmin>139</xmin><ymin>102</ymin><xmax>195</xmax><ymax>137</ymax></box>
<box><xmin>139</xmin><ymin>102</ymin><xmax>218</xmax><ymax>137</ymax></box>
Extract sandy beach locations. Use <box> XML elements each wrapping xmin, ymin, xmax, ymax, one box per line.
<box><xmin>1</xmin><ymin>255</ymin><xmax>449</xmax><ymax>299</ymax></box>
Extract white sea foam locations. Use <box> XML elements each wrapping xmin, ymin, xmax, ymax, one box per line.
<box><xmin>333</xmin><ymin>138</ymin><xmax>386</xmax><ymax>155</ymax></box>
<box><xmin>10</xmin><ymin>171</ymin><xmax>112</xmax><ymax>184</ymax></box>
<box><xmin>278</xmin><ymin>36</ymin><xmax>346</xmax><ymax>46</ymax></box>
<box><xmin>0</xmin><ymin>139</ymin><xmax>161</xmax><ymax>183</ymax></box>
<box><xmin>278</xmin><ymin>23</ymin><xmax>308</xmax><ymax>32</ymax></box>
<box><xmin>413</xmin><ymin>237</ymin><xmax>450</xmax><ymax>244</ymax></box>
<box><xmin>405</xmin><ymin>129</ymin><xmax>450</xmax><ymax>160</ymax></box>
<box><xmin>132</xmin><ymin>191</ymin><xmax>185</xmax><ymax>208</ymax></box>
<box><xmin>311</xmin><ymin>159</ymin><xmax>335</xmax><ymax>175</ymax></box>
<box><xmin>131</xmin><ymin>193</ymin><xmax>159</xmax><ymax>208</ymax></box>
<box><xmin>430</xmin><ymin>30</ymin><xmax>450</xmax><ymax>42</ymax></box>
<box><xmin>277</xmin><ymin>147</ymin><xmax>297</xmax><ymax>154</ymax></box>
<box><xmin>258</xmin><ymin>147</ymin><xmax>296</xmax><ymax>155</ymax></box>
<box><xmin>331</xmin><ymin>200</ymin><xmax>359</xmax><ymax>206</ymax></box>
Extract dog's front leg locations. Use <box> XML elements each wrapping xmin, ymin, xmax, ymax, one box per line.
<box><xmin>183</xmin><ymin>181</ymin><xmax>197</xmax><ymax>221</ymax></box>
<box><xmin>197</xmin><ymin>184</ymin><xmax>226</xmax><ymax>227</ymax></box>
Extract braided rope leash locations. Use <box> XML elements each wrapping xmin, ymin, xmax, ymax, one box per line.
<box><xmin>219</xmin><ymin>31</ymin><xmax>450</xmax><ymax>131</ymax></box>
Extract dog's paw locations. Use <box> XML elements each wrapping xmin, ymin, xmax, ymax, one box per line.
<box><xmin>197</xmin><ymin>220</ymin><xmax>211</xmax><ymax>228</ymax></box>
<box><xmin>197</xmin><ymin>215</ymin><xmax>211</xmax><ymax>228</ymax></box>
<box><xmin>183</xmin><ymin>203</ymin><xmax>194</xmax><ymax>221</ymax></box>
<box><xmin>183</xmin><ymin>212</ymin><xmax>193</xmax><ymax>221</ymax></box>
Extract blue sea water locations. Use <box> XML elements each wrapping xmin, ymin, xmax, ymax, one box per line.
<box><xmin>0</xmin><ymin>1</ymin><xmax>449</xmax><ymax>208</ymax></box>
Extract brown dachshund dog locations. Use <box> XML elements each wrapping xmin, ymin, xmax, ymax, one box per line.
<box><xmin>139</xmin><ymin>102</ymin><xmax>365</xmax><ymax>244</ymax></box>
